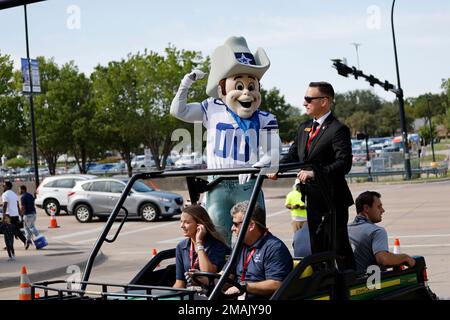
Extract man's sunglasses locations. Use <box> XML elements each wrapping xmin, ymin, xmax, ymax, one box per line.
<box><xmin>304</xmin><ymin>96</ymin><xmax>328</xmax><ymax>103</ymax></box>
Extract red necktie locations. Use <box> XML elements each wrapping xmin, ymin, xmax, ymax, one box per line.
<box><xmin>306</xmin><ymin>121</ymin><xmax>320</xmax><ymax>152</ymax></box>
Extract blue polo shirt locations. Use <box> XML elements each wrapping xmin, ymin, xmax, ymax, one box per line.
<box><xmin>228</xmin><ymin>232</ymin><xmax>293</xmax><ymax>300</ymax></box>
<box><xmin>175</xmin><ymin>235</ymin><xmax>231</xmax><ymax>281</ymax></box>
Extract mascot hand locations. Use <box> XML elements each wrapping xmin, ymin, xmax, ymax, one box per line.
<box><xmin>252</xmin><ymin>161</ymin><xmax>265</xmax><ymax>168</ymax></box>
<box><xmin>238</xmin><ymin>174</ymin><xmax>252</xmax><ymax>185</ymax></box>
<box><xmin>181</xmin><ymin>69</ymin><xmax>207</xmax><ymax>87</ymax></box>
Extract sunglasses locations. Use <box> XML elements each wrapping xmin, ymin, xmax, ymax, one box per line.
<box><xmin>304</xmin><ymin>96</ymin><xmax>328</xmax><ymax>103</ymax></box>
<box><xmin>232</xmin><ymin>221</ymin><xmax>243</xmax><ymax>227</ymax></box>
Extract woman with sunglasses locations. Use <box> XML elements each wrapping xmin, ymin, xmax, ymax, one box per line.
<box><xmin>173</xmin><ymin>204</ymin><xmax>231</xmax><ymax>288</ymax></box>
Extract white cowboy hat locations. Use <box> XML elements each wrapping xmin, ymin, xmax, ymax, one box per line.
<box><xmin>206</xmin><ymin>36</ymin><xmax>270</xmax><ymax>98</ymax></box>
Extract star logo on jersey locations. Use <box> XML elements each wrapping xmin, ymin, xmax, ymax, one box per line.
<box><xmin>236</xmin><ymin>53</ymin><xmax>254</xmax><ymax>65</ymax></box>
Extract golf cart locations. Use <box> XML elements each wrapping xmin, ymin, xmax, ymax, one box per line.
<box><xmin>30</xmin><ymin>163</ymin><xmax>437</xmax><ymax>300</ymax></box>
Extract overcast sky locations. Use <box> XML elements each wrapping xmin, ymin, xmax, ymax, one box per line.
<box><xmin>1</xmin><ymin>0</ymin><xmax>449</xmax><ymax>110</ymax></box>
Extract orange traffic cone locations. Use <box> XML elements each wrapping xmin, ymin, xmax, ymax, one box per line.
<box><xmin>393</xmin><ymin>238</ymin><xmax>406</xmax><ymax>270</ymax></box>
<box><xmin>19</xmin><ymin>266</ymin><xmax>32</xmax><ymax>300</ymax></box>
<box><xmin>393</xmin><ymin>238</ymin><xmax>401</xmax><ymax>254</ymax></box>
<box><xmin>152</xmin><ymin>248</ymin><xmax>160</xmax><ymax>267</ymax></box>
<box><xmin>48</xmin><ymin>208</ymin><xmax>59</xmax><ymax>228</ymax></box>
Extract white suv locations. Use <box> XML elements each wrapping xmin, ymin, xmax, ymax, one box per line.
<box><xmin>35</xmin><ymin>174</ymin><xmax>96</xmax><ymax>215</ymax></box>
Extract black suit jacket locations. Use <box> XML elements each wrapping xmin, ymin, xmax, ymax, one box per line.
<box><xmin>281</xmin><ymin>113</ymin><xmax>354</xmax><ymax>211</ymax></box>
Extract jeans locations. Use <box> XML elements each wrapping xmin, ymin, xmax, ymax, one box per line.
<box><xmin>23</xmin><ymin>214</ymin><xmax>40</xmax><ymax>241</ymax></box>
<box><xmin>206</xmin><ymin>179</ymin><xmax>265</xmax><ymax>245</ymax></box>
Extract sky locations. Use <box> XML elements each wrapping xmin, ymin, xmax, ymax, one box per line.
<box><xmin>0</xmin><ymin>0</ymin><xmax>449</xmax><ymax>110</ymax></box>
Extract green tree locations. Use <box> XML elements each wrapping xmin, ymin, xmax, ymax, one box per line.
<box><xmin>138</xmin><ymin>47</ymin><xmax>209</xmax><ymax>170</ymax></box>
<box><xmin>419</xmin><ymin>123</ymin><xmax>437</xmax><ymax>145</ymax></box>
<box><xmin>91</xmin><ymin>55</ymin><xmax>146</xmax><ymax>176</ymax></box>
<box><xmin>56</xmin><ymin>63</ymin><xmax>99</xmax><ymax>173</ymax></box>
<box><xmin>30</xmin><ymin>57</ymin><xmax>73</xmax><ymax>175</ymax></box>
<box><xmin>344</xmin><ymin>111</ymin><xmax>377</xmax><ymax>136</ymax></box>
<box><xmin>333</xmin><ymin>89</ymin><xmax>382</xmax><ymax>121</ymax></box>
<box><xmin>0</xmin><ymin>53</ymin><xmax>26</xmax><ymax>156</ymax></box>
<box><xmin>261</xmin><ymin>87</ymin><xmax>308</xmax><ymax>142</ymax></box>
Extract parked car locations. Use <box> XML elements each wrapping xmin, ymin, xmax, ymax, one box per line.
<box><xmin>352</xmin><ymin>148</ymin><xmax>375</xmax><ymax>165</ymax></box>
<box><xmin>67</xmin><ymin>162</ymin><xmax>98</xmax><ymax>174</ymax></box>
<box><xmin>35</xmin><ymin>174</ymin><xmax>97</xmax><ymax>216</ymax></box>
<box><xmin>67</xmin><ymin>178</ymin><xmax>183</xmax><ymax>223</ymax></box>
<box><xmin>131</xmin><ymin>155</ymin><xmax>155</xmax><ymax>168</ymax></box>
<box><xmin>87</xmin><ymin>162</ymin><xmax>125</xmax><ymax>174</ymax></box>
<box><xmin>174</xmin><ymin>153</ymin><xmax>205</xmax><ymax>169</ymax></box>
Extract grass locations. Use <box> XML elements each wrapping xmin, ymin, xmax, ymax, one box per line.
<box><xmin>430</xmin><ymin>143</ymin><xmax>450</xmax><ymax>151</ymax></box>
<box><xmin>420</xmin><ymin>154</ymin><xmax>447</xmax><ymax>162</ymax></box>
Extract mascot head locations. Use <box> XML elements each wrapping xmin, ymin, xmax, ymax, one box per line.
<box><xmin>206</xmin><ymin>36</ymin><xmax>270</xmax><ymax>119</ymax></box>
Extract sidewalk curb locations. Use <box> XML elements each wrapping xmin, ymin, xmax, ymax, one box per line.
<box><xmin>0</xmin><ymin>251</ymin><xmax>107</xmax><ymax>289</ymax></box>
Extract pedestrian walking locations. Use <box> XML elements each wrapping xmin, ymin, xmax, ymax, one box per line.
<box><xmin>19</xmin><ymin>185</ymin><xmax>40</xmax><ymax>249</ymax></box>
<box><xmin>0</xmin><ymin>215</ymin><xmax>15</xmax><ymax>261</ymax></box>
<box><xmin>2</xmin><ymin>181</ymin><xmax>27</xmax><ymax>247</ymax></box>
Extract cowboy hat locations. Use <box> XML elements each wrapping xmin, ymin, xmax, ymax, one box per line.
<box><xmin>206</xmin><ymin>36</ymin><xmax>270</xmax><ymax>98</ymax></box>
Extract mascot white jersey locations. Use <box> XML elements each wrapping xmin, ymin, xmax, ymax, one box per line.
<box><xmin>170</xmin><ymin>36</ymin><xmax>281</xmax><ymax>243</ymax></box>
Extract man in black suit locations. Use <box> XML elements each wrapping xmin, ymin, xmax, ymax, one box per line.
<box><xmin>270</xmin><ymin>81</ymin><xmax>355</xmax><ymax>270</ymax></box>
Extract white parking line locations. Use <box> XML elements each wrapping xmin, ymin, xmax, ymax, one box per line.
<box><xmin>48</xmin><ymin>224</ymin><xmax>120</xmax><ymax>240</ymax></box>
<box><xmin>73</xmin><ymin>221</ymin><xmax>179</xmax><ymax>244</ymax></box>
<box><xmin>389</xmin><ymin>234</ymin><xmax>450</xmax><ymax>239</ymax></box>
<box><xmin>267</xmin><ymin>209</ymin><xmax>289</xmax><ymax>217</ymax></box>
<box><xmin>157</xmin><ymin>236</ymin><xmax>185</xmax><ymax>244</ymax></box>
<box><xmin>389</xmin><ymin>244</ymin><xmax>450</xmax><ymax>249</ymax></box>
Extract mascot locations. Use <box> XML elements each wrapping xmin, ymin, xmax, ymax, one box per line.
<box><xmin>170</xmin><ymin>36</ymin><xmax>280</xmax><ymax>243</ymax></box>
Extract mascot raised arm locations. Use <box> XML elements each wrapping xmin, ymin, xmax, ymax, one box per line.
<box><xmin>170</xmin><ymin>36</ymin><xmax>280</xmax><ymax>243</ymax></box>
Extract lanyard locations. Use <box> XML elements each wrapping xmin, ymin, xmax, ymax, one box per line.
<box><xmin>240</xmin><ymin>247</ymin><xmax>257</xmax><ymax>282</ymax></box>
<box><xmin>306</xmin><ymin>123</ymin><xmax>320</xmax><ymax>151</ymax></box>
<box><xmin>189</xmin><ymin>241</ymin><xmax>199</xmax><ymax>270</ymax></box>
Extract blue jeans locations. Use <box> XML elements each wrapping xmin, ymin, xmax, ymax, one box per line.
<box><xmin>23</xmin><ymin>214</ymin><xmax>40</xmax><ymax>241</ymax></box>
<box><xmin>206</xmin><ymin>179</ymin><xmax>265</xmax><ymax>245</ymax></box>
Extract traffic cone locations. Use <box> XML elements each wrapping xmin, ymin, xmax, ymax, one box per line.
<box><xmin>19</xmin><ymin>266</ymin><xmax>32</xmax><ymax>300</ymax></box>
<box><xmin>393</xmin><ymin>238</ymin><xmax>401</xmax><ymax>254</ymax></box>
<box><xmin>48</xmin><ymin>208</ymin><xmax>59</xmax><ymax>228</ymax></box>
<box><xmin>152</xmin><ymin>248</ymin><xmax>160</xmax><ymax>267</ymax></box>
<box><xmin>393</xmin><ymin>238</ymin><xmax>406</xmax><ymax>270</ymax></box>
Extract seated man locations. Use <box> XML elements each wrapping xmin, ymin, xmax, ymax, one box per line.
<box><xmin>292</xmin><ymin>221</ymin><xmax>312</xmax><ymax>258</ymax></box>
<box><xmin>222</xmin><ymin>201</ymin><xmax>293</xmax><ymax>300</ymax></box>
<box><xmin>348</xmin><ymin>191</ymin><xmax>416</xmax><ymax>273</ymax></box>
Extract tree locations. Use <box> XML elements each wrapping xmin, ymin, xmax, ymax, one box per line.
<box><xmin>344</xmin><ymin>111</ymin><xmax>377</xmax><ymax>136</ymax></box>
<box><xmin>0</xmin><ymin>53</ymin><xmax>26</xmax><ymax>156</ymax></box>
<box><xmin>376</xmin><ymin>102</ymin><xmax>398</xmax><ymax>136</ymax></box>
<box><xmin>333</xmin><ymin>89</ymin><xmax>382</xmax><ymax>121</ymax></box>
<box><xmin>55</xmin><ymin>62</ymin><xmax>99</xmax><ymax>173</ymax></box>
<box><xmin>419</xmin><ymin>123</ymin><xmax>437</xmax><ymax>146</ymax></box>
<box><xmin>407</xmin><ymin>93</ymin><xmax>447</xmax><ymax>119</ymax></box>
<box><xmin>138</xmin><ymin>47</ymin><xmax>209</xmax><ymax>170</ymax></box>
<box><xmin>30</xmin><ymin>57</ymin><xmax>74</xmax><ymax>175</ymax></box>
<box><xmin>91</xmin><ymin>55</ymin><xmax>146</xmax><ymax>176</ymax></box>
<box><xmin>261</xmin><ymin>87</ymin><xmax>308</xmax><ymax>142</ymax></box>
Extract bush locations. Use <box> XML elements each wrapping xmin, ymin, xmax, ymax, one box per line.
<box><xmin>6</xmin><ymin>157</ymin><xmax>29</xmax><ymax>168</ymax></box>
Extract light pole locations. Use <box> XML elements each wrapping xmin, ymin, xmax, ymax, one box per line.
<box><xmin>350</xmin><ymin>42</ymin><xmax>361</xmax><ymax>69</ymax></box>
<box><xmin>24</xmin><ymin>4</ymin><xmax>40</xmax><ymax>189</ymax></box>
<box><xmin>426</xmin><ymin>96</ymin><xmax>436</xmax><ymax>163</ymax></box>
<box><xmin>391</xmin><ymin>0</ymin><xmax>412</xmax><ymax>179</ymax></box>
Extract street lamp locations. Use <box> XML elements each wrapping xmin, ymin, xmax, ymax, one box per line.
<box><xmin>24</xmin><ymin>4</ymin><xmax>40</xmax><ymax>189</ymax></box>
<box><xmin>350</xmin><ymin>42</ymin><xmax>361</xmax><ymax>69</ymax></box>
<box><xmin>426</xmin><ymin>96</ymin><xmax>436</xmax><ymax>163</ymax></box>
<box><xmin>391</xmin><ymin>0</ymin><xmax>412</xmax><ymax>179</ymax></box>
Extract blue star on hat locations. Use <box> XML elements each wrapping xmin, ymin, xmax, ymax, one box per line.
<box><xmin>235</xmin><ymin>53</ymin><xmax>254</xmax><ymax>65</ymax></box>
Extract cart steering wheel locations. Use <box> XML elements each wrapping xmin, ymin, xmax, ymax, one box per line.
<box><xmin>191</xmin><ymin>271</ymin><xmax>245</xmax><ymax>299</ymax></box>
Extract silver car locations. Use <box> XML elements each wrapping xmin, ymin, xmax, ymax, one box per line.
<box><xmin>67</xmin><ymin>178</ymin><xmax>183</xmax><ymax>223</ymax></box>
